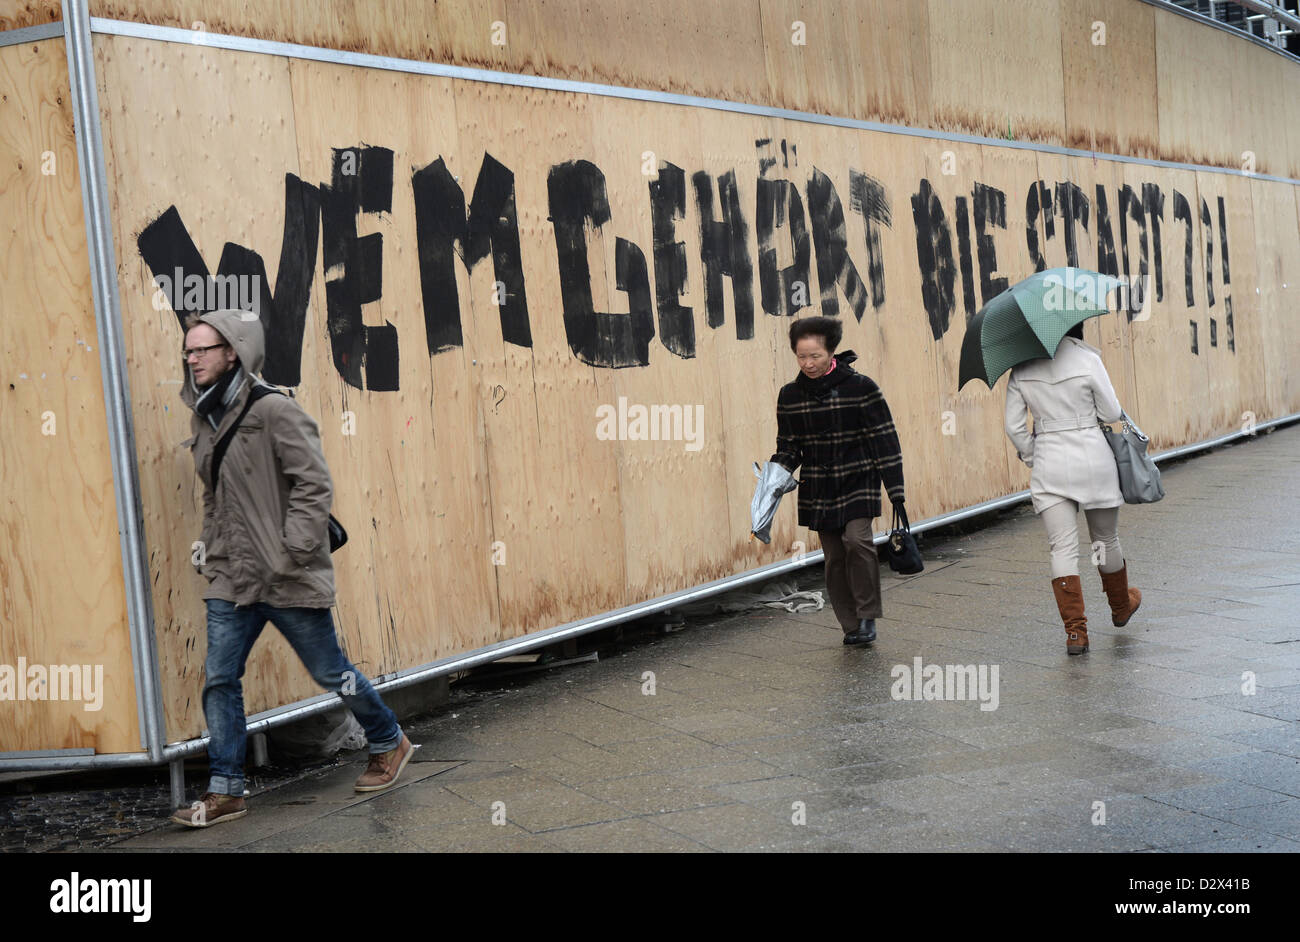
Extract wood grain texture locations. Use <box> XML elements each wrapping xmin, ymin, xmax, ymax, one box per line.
<box><xmin>77</xmin><ymin>0</ymin><xmax>1300</xmax><ymax>174</ymax></box>
<box><xmin>0</xmin><ymin>38</ymin><xmax>137</xmax><ymax>753</ymax></box>
<box><xmin>0</xmin><ymin>0</ymin><xmax>59</xmax><ymax>31</ymax></box>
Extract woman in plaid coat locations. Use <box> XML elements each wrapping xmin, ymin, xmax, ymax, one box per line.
<box><xmin>771</xmin><ymin>317</ymin><xmax>907</xmax><ymax>646</ymax></box>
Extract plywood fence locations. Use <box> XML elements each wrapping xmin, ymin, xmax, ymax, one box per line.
<box><xmin>1</xmin><ymin>1</ymin><xmax>1297</xmax><ymax>750</ymax></box>
<box><xmin>5</xmin><ymin>0</ymin><xmax>1298</xmax><ymax>177</ymax></box>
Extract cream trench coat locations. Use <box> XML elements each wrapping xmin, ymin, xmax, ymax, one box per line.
<box><xmin>1004</xmin><ymin>335</ymin><xmax>1124</xmax><ymax>513</ymax></box>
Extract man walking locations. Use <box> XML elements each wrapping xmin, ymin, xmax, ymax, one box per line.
<box><xmin>170</xmin><ymin>309</ymin><xmax>413</xmax><ymax>828</ymax></box>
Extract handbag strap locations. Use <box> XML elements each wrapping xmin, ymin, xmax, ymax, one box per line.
<box><xmin>211</xmin><ymin>383</ymin><xmax>283</xmax><ymax>487</ymax></box>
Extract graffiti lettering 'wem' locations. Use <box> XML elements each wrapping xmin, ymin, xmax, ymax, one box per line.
<box><xmin>137</xmin><ymin>174</ymin><xmax>321</xmax><ymax>388</ymax></box>
<box><xmin>411</xmin><ymin>152</ymin><xmax>531</xmax><ymax>356</ymax></box>
<box><xmin>547</xmin><ymin>160</ymin><xmax>655</xmax><ymax>368</ymax></box>
<box><xmin>322</xmin><ymin>146</ymin><xmax>398</xmax><ymax>390</ymax></box>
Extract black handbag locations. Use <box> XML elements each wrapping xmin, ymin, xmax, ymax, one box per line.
<box><xmin>211</xmin><ymin>384</ymin><xmax>347</xmax><ymax>553</ymax></box>
<box><xmin>878</xmin><ymin>503</ymin><xmax>924</xmax><ymax>575</ymax></box>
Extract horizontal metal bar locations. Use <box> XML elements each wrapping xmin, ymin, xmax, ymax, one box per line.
<box><xmin>1138</xmin><ymin>0</ymin><xmax>1300</xmax><ymax>62</ymax></box>
<box><xmin>2</xmin><ymin>410</ymin><xmax>1297</xmax><ymax>774</ymax></box>
<box><xmin>1233</xmin><ymin>0</ymin><xmax>1300</xmax><ymax>33</ymax></box>
<box><xmin>0</xmin><ymin>20</ymin><xmax>62</xmax><ymax>46</ymax></box>
<box><xmin>83</xmin><ymin>16</ymin><xmax>1300</xmax><ymax>187</ymax></box>
<box><xmin>0</xmin><ymin>751</ymin><xmax>151</xmax><ymax>771</ymax></box>
<box><xmin>1150</xmin><ymin>409</ymin><xmax>1300</xmax><ymax>463</ymax></box>
<box><xmin>0</xmin><ymin>747</ymin><xmax>95</xmax><ymax>760</ymax></box>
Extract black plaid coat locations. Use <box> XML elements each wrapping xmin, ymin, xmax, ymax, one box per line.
<box><xmin>770</xmin><ymin>351</ymin><xmax>906</xmax><ymax>531</ymax></box>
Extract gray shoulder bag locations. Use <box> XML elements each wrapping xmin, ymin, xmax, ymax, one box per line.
<box><xmin>1100</xmin><ymin>411</ymin><xmax>1165</xmax><ymax>504</ymax></box>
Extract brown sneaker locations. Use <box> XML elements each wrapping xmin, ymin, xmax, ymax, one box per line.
<box><xmin>170</xmin><ymin>791</ymin><xmax>247</xmax><ymax>828</ymax></box>
<box><xmin>354</xmin><ymin>734</ymin><xmax>415</xmax><ymax>792</ymax></box>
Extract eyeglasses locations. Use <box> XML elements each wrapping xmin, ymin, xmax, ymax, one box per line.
<box><xmin>182</xmin><ymin>343</ymin><xmax>228</xmax><ymax>360</ymax></box>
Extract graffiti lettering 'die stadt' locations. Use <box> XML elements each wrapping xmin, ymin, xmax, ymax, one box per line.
<box><xmin>138</xmin><ymin>140</ymin><xmax>1235</xmax><ymax>391</ymax></box>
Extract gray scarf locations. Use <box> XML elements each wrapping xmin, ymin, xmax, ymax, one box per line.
<box><xmin>193</xmin><ymin>365</ymin><xmax>245</xmax><ymax>431</ymax></box>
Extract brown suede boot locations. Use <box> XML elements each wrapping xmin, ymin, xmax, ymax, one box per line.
<box><xmin>1099</xmin><ymin>563</ymin><xmax>1142</xmax><ymax>627</ymax></box>
<box><xmin>1051</xmin><ymin>575</ymin><xmax>1089</xmax><ymax>654</ymax></box>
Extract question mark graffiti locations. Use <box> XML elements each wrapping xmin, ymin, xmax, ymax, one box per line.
<box><xmin>491</xmin><ymin>384</ymin><xmax>506</xmax><ymax>413</ymax></box>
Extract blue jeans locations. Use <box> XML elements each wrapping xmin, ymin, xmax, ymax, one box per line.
<box><xmin>202</xmin><ymin>599</ymin><xmax>402</xmax><ymax>796</ymax></box>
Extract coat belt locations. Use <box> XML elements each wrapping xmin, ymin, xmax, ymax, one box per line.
<box><xmin>1036</xmin><ymin>414</ymin><xmax>1097</xmax><ymax>433</ymax></box>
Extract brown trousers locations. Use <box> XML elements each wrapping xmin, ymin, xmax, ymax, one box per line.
<box><xmin>818</xmin><ymin>517</ymin><xmax>882</xmax><ymax>632</ymax></box>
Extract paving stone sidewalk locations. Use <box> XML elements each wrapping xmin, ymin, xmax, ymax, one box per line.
<box><xmin>110</xmin><ymin>425</ymin><xmax>1300</xmax><ymax>852</ymax></box>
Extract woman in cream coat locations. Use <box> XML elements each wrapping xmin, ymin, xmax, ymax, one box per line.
<box><xmin>1004</xmin><ymin>323</ymin><xmax>1142</xmax><ymax>654</ymax></box>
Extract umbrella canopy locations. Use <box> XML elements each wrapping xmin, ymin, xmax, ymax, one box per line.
<box><xmin>958</xmin><ymin>267</ymin><xmax>1125</xmax><ymax>390</ymax></box>
<box><xmin>750</xmin><ymin>460</ymin><xmax>797</xmax><ymax>544</ymax></box>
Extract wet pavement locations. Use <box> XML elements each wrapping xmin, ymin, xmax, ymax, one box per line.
<box><xmin>10</xmin><ymin>424</ymin><xmax>1300</xmax><ymax>853</ymax></box>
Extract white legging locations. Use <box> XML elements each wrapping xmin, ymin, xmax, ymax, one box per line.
<box><xmin>1039</xmin><ymin>500</ymin><xmax>1125</xmax><ymax>578</ymax></box>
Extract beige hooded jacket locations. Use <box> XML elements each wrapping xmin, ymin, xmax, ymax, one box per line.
<box><xmin>181</xmin><ymin>309</ymin><xmax>336</xmax><ymax>608</ymax></box>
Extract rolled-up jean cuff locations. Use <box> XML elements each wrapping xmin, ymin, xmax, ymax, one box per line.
<box><xmin>207</xmin><ymin>774</ymin><xmax>243</xmax><ymax>797</ymax></box>
<box><xmin>368</xmin><ymin>727</ymin><xmax>402</xmax><ymax>754</ymax></box>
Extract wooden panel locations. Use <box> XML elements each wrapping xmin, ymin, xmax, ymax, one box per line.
<box><xmin>0</xmin><ymin>0</ymin><xmax>59</xmax><ymax>30</ymax></box>
<box><xmin>1192</xmin><ymin>169</ymin><xmax>1246</xmax><ymax>436</ymax></box>
<box><xmin>1060</xmin><ymin>0</ymin><xmax>1158</xmax><ymax>158</ymax></box>
<box><xmin>1124</xmin><ymin>162</ymin><xmax>1213</xmax><ymax>451</ymax></box>
<box><xmin>1225</xmin><ymin>39</ymin><xmax>1290</xmax><ymax>180</ymax></box>
<box><xmin>449</xmin><ymin>79</ymin><xmax>631</xmax><ymax>634</ymax></box>
<box><xmin>94</xmin><ymin>34</ymin><xmax>317</xmax><ymax>737</ymax></box>
<box><xmin>78</xmin><ymin>0</ymin><xmax>1300</xmax><ymax>174</ymax></box>
<box><xmin>1250</xmin><ymin>180</ymin><xmax>1300</xmax><ymax>419</ymax></box>
<box><xmin>0</xmin><ymin>38</ymin><xmax>137</xmax><ymax>753</ymax></box>
<box><xmin>1216</xmin><ymin>174</ymin><xmax>1266</xmax><ymax>433</ymax></box>
<box><xmin>927</xmin><ymin>0</ymin><xmax>1065</xmax><ymax>144</ymax></box>
<box><xmin>1154</xmin><ymin>9</ymin><xmax>1236</xmax><ymax>169</ymax></box>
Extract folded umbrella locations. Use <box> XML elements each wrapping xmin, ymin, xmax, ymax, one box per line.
<box><xmin>750</xmin><ymin>461</ymin><xmax>798</xmax><ymax>544</ymax></box>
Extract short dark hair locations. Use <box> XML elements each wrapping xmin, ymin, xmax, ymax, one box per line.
<box><xmin>182</xmin><ymin>313</ymin><xmax>206</xmax><ymax>333</ymax></box>
<box><xmin>1066</xmin><ymin>321</ymin><xmax>1084</xmax><ymax>340</ymax></box>
<box><xmin>789</xmin><ymin>316</ymin><xmax>842</xmax><ymax>353</ymax></box>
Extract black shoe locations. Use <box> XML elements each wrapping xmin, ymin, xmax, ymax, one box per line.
<box><xmin>843</xmin><ymin>619</ymin><xmax>877</xmax><ymax>645</ymax></box>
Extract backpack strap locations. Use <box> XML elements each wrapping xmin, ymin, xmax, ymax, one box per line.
<box><xmin>210</xmin><ymin>384</ymin><xmax>284</xmax><ymax>488</ymax></box>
